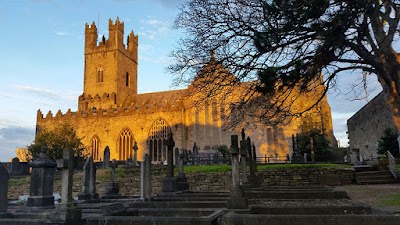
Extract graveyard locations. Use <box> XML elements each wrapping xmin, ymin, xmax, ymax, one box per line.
<box><xmin>0</xmin><ymin>133</ymin><xmax>399</xmax><ymax>225</ymax></box>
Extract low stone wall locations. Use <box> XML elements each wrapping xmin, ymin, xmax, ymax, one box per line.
<box><xmin>103</xmin><ymin>167</ymin><xmax>354</xmax><ymax>195</ymax></box>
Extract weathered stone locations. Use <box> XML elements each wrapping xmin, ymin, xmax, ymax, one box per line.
<box><xmin>162</xmin><ymin>133</ymin><xmax>177</xmax><ymax>192</ymax></box>
<box><xmin>78</xmin><ymin>157</ymin><xmax>99</xmax><ymax>201</ymax></box>
<box><xmin>140</xmin><ymin>154</ymin><xmax>152</xmax><ymax>200</ymax></box>
<box><xmin>27</xmin><ymin>145</ymin><xmax>57</xmax><ymax>208</ymax></box>
<box><xmin>0</xmin><ymin>163</ymin><xmax>11</xmax><ymax>217</ymax></box>
<box><xmin>103</xmin><ymin>146</ymin><xmax>110</xmax><ymax>168</ymax></box>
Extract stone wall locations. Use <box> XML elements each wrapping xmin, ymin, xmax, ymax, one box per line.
<box><xmin>347</xmin><ymin>92</ymin><xmax>396</xmax><ymax>161</ymax></box>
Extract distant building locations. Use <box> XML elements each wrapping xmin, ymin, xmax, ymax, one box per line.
<box><xmin>36</xmin><ymin>18</ymin><xmax>336</xmax><ymax>162</ymax></box>
<box><xmin>15</xmin><ymin>147</ymin><xmax>29</xmax><ymax>162</ymax></box>
<box><xmin>347</xmin><ymin>92</ymin><xmax>396</xmax><ymax>161</ymax></box>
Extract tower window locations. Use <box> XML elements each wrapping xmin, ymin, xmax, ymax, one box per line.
<box><xmin>97</xmin><ymin>67</ymin><xmax>104</xmax><ymax>83</ymax></box>
<box><xmin>126</xmin><ymin>72</ymin><xmax>129</xmax><ymax>87</ymax></box>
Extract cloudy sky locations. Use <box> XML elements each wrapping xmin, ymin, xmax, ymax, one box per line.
<box><xmin>0</xmin><ymin>0</ymin><xmax>382</xmax><ymax>161</ymax></box>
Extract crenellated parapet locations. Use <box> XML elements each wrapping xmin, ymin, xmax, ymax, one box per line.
<box><xmin>84</xmin><ymin>17</ymin><xmax>138</xmax><ymax>63</ymax></box>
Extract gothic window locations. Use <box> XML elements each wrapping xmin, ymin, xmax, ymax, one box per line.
<box><xmin>125</xmin><ymin>72</ymin><xmax>129</xmax><ymax>87</ymax></box>
<box><xmin>118</xmin><ymin>128</ymin><xmax>134</xmax><ymax>160</ymax></box>
<box><xmin>97</xmin><ymin>66</ymin><xmax>104</xmax><ymax>83</ymax></box>
<box><xmin>91</xmin><ymin>135</ymin><xmax>100</xmax><ymax>161</ymax></box>
<box><xmin>148</xmin><ymin>118</ymin><xmax>171</xmax><ymax>162</ymax></box>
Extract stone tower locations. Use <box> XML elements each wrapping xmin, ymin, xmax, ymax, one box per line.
<box><xmin>79</xmin><ymin>17</ymin><xmax>138</xmax><ymax>111</ymax></box>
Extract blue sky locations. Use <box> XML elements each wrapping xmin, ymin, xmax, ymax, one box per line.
<box><xmin>0</xmin><ymin>0</ymin><xmax>382</xmax><ymax>161</ymax></box>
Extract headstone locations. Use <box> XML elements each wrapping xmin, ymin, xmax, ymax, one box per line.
<box><xmin>50</xmin><ymin>149</ymin><xmax>82</xmax><ymax>223</ymax></box>
<box><xmin>103</xmin><ymin>146</ymin><xmax>110</xmax><ymax>168</ymax></box>
<box><xmin>304</xmin><ymin>153</ymin><xmax>308</xmax><ymax>163</ymax></box>
<box><xmin>240</xmin><ymin>129</ymin><xmax>248</xmax><ymax>183</ymax></box>
<box><xmin>0</xmin><ymin>163</ymin><xmax>11</xmax><ymax>217</ymax></box>
<box><xmin>104</xmin><ymin>160</ymin><xmax>120</xmax><ymax>196</ymax></box>
<box><xmin>227</xmin><ymin>135</ymin><xmax>248</xmax><ymax>209</ymax></box>
<box><xmin>247</xmin><ymin>138</ymin><xmax>260</xmax><ymax>187</ymax></box>
<box><xmin>10</xmin><ymin>157</ymin><xmax>21</xmax><ymax>176</ymax></box>
<box><xmin>162</xmin><ymin>133</ymin><xmax>177</xmax><ymax>192</ymax></box>
<box><xmin>252</xmin><ymin>144</ymin><xmax>258</xmax><ymax>172</ymax></box>
<box><xmin>291</xmin><ymin>133</ymin><xmax>303</xmax><ymax>163</ymax></box>
<box><xmin>193</xmin><ymin>143</ymin><xmax>198</xmax><ymax>165</ymax></box>
<box><xmin>49</xmin><ymin>149</ymin><xmax>82</xmax><ymax>223</ymax></box>
<box><xmin>174</xmin><ymin>147</ymin><xmax>180</xmax><ymax>165</ymax></box>
<box><xmin>140</xmin><ymin>154</ymin><xmax>152</xmax><ymax>200</ymax></box>
<box><xmin>78</xmin><ymin>157</ymin><xmax>99</xmax><ymax>202</ymax></box>
<box><xmin>133</xmin><ymin>142</ymin><xmax>138</xmax><ymax>164</ymax></box>
<box><xmin>27</xmin><ymin>145</ymin><xmax>57</xmax><ymax>208</ymax></box>
<box><xmin>176</xmin><ymin>149</ymin><xmax>189</xmax><ymax>191</ymax></box>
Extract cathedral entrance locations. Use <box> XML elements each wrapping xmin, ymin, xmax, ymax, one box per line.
<box><xmin>148</xmin><ymin>118</ymin><xmax>172</xmax><ymax>163</ymax></box>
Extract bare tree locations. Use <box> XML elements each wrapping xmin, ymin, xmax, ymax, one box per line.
<box><xmin>169</xmin><ymin>0</ymin><xmax>400</xmax><ymax>129</ymax></box>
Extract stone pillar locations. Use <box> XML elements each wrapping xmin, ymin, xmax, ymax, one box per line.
<box><xmin>0</xmin><ymin>163</ymin><xmax>11</xmax><ymax>217</ymax></box>
<box><xmin>27</xmin><ymin>145</ymin><xmax>57</xmax><ymax>208</ymax></box>
<box><xmin>140</xmin><ymin>154</ymin><xmax>152</xmax><ymax>200</ymax></box>
<box><xmin>227</xmin><ymin>135</ymin><xmax>248</xmax><ymax>209</ymax></box>
<box><xmin>78</xmin><ymin>157</ymin><xmax>99</xmax><ymax>202</ymax></box>
<box><xmin>240</xmin><ymin>129</ymin><xmax>248</xmax><ymax>183</ymax></box>
<box><xmin>162</xmin><ymin>133</ymin><xmax>177</xmax><ymax>192</ymax></box>
<box><xmin>50</xmin><ymin>149</ymin><xmax>82</xmax><ymax>223</ymax></box>
<box><xmin>176</xmin><ymin>149</ymin><xmax>189</xmax><ymax>191</ymax></box>
<box><xmin>103</xmin><ymin>146</ymin><xmax>110</xmax><ymax>168</ymax></box>
<box><xmin>104</xmin><ymin>160</ymin><xmax>120</xmax><ymax>197</ymax></box>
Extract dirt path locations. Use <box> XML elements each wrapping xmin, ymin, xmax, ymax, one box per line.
<box><xmin>336</xmin><ymin>184</ymin><xmax>400</xmax><ymax>213</ymax></box>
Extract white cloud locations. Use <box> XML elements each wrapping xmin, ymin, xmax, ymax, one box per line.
<box><xmin>10</xmin><ymin>85</ymin><xmax>60</xmax><ymax>100</ymax></box>
<box><xmin>55</xmin><ymin>31</ymin><xmax>67</xmax><ymax>36</ymax></box>
<box><xmin>139</xmin><ymin>18</ymin><xmax>171</xmax><ymax>40</ymax></box>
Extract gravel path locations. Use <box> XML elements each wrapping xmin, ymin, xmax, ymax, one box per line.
<box><xmin>336</xmin><ymin>184</ymin><xmax>400</xmax><ymax>213</ymax></box>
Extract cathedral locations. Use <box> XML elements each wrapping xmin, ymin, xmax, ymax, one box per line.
<box><xmin>36</xmin><ymin>18</ymin><xmax>336</xmax><ymax>162</ymax></box>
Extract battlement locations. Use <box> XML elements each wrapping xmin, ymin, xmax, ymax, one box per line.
<box><xmin>37</xmin><ymin>95</ymin><xmax>185</xmax><ymax>122</ymax></box>
<box><xmin>108</xmin><ymin>17</ymin><xmax>124</xmax><ymax>32</ymax></box>
<box><xmin>84</xmin><ymin>17</ymin><xmax>138</xmax><ymax>61</ymax></box>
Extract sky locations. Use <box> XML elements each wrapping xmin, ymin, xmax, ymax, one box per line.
<box><xmin>0</xmin><ymin>0</ymin><xmax>382</xmax><ymax>161</ymax></box>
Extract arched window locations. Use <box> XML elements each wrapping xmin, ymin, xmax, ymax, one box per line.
<box><xmin>91</xmin><ymin>135</ymin><xmax>100</xmax><ymax>161</ymax></box>
<box><xmin>118</xmin><ymin>128</ymin><xmax>134</xmax><ymax>160</ymax></box>
<box><xmin>125</xmin><ymin>72</ymin><xmax>129</xmax><ymax>87</ymax></box>
<box><xmin>148</xmin><ymin>118</ymin><xmax>171</xmax><ymax>162</ymax></box>
<box><xmin>97</xmin><ymin>66</ymin><xmax>104</xmax><ymax>83</ymax></box>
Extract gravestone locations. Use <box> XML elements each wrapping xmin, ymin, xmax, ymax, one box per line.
<box><xmin>240</xmin><ymin>129</ymin><xmax>248</xmax><ymax>183</ymax></box>
<box><xmin>10</xmin><ymin>157</ymin><xmax>22</xmax><ymax>176</ymax></box>
<box><xmin>252</xmin><ymin>144</ymin><xmax>258</xmax><ymax>172</ymax></box>
<box><xmin>50</xmin><ymin>149</ymin><xmax>82</xmax><ymax>223</ymax></box>
<box><xmin>247</xmin><ymin>138</ymin><xmax>259</xmax><ymax>187</ymax></box>
<box><xmin>291</xmin><ymin>134</ymin><xmax>303</xmax><ymax>163</ymax></box>
<box><xmin>193</xmin><ymin>143</ymin><xmax>198</xmax><ymax>165</ymax></box>
<box><xmin>162</xmin><ymin>133</ymin><xmax>177</xmax><ymax>192</ymax></box>
<box><xmin>133</xmin><ymin>142</ymin><xmax>138</xmax><ymax>165</ymax></box>
<box><xmin>0</xmin><ymin>163</ymin><xmax>11</xmax><ymax>218</ymax></box>
<box><xmin>176</xmin><ymin>149</ymin><xmax>189</xmax><ymax>191</ymax></box>
<box><xmin>304</xmin><ymin>153</ymin><xmax>308</xmax><ymax>163</ymax></box>
<box><xmin>103</xmin><ymin>146</ymin><xmax>110</xmax><ymax>168</ymax></box>
<box><xmin>104</xmin><ymin>159</ymin><xmax>120</xmax><ymax>196</ymax></box>
<box><xmin>140</xmin><ymin>154</ymin><xmax>152</xmax><ymax>200</ymax></box>
<box><xmin>27</xmin><ymin>145</ymin><xmax>57</xmax><ymax>208</ymax></box>
<box><xmin>174</xmin><ymin>147</ymin><xmax>179</xmax><ymax>165</ymax></box>
<box><xmin>78</xmin><ymin>157</ymin><xmax>99</xmax><ymax>202</ymax></box>
<box><xmin>227</xmin><ymin>135</ymin><xmax>248</xmax><ymax>209</ymax></box>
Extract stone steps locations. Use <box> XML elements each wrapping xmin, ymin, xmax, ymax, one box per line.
<box><xmin>355</xmin><ymin>170</ymin><xmax>397</xmax><ymax>184</ymax></box>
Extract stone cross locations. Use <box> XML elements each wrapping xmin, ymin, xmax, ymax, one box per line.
<box><xmin>165</xmin><ymin>133</ymin><xmax>175</xmax><ymax>178</ymax></box>
<box><xmin>133</xmin><ymin>142</ymin><xmax>138</xmax><ymax>164</ymax></box>
<box><xmin>110</xmin><ymin>159</ymin><xmax>117</xmax><ymax>183</ymax></box>
<box><xmin>56</xmin><ymin>149</ymin><xmax>74</xmax><ymax>204</ymax></box>
<box><xmin>78</xmin><ymin>156</ymin><xmax>98</xmax><ymax>201</ymax></box>
<box><xmin>227</xmin><ymin>135</ymin><xmax>248</xmax><ymax>209</ymax></box>
<box><xmin>103</xmin><ymin>146</ymin><xmax>110</xmax><ymax>168</ymax></box>
<box><xmin>140</xmin><ymin>154</ymin><xmax>152</xmax><ymax>200</ymax></box>
<box><xmin>27</xmin><ymin>145</ymin><xmax>57</xmax><ymax>207</ymax></box>
<box><xmin>0</xmin><ymin>163</ymin><xmax>9</xmax><ymax>216</ymax></box>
